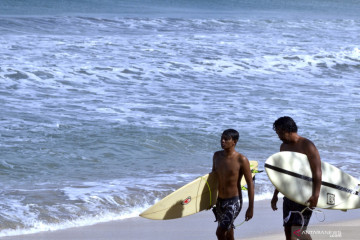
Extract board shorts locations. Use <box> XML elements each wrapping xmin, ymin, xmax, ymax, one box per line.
<box><xmin>283</xmin><ymin>197</ymin><xmax>312</xmax><ymax>227</ymax></box>
<box><xmin>215</xmin><ymin>196</ymin><xmax>242</xmax><ymax>230</ymax></box>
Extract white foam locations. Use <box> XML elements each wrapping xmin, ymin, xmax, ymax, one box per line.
<box><xmin>0</xmin><ymin>205</ymin><xmax>149</xmax><ymax>237</ymax></box>
<box><xmin>0</xmin><ymin>160</ymin><xmax>14</xmax><ymax>169</ymax></box>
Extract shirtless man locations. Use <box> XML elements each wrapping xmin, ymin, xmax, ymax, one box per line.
<box><xmin>271</xmin><ymin>116</ymin><xmax>322</xmax><ymax>240</ymax></box>
<box><xmin>212</xmin><ymin>129</ymin><xmax>254</xmax><ymax>240</ymax></box>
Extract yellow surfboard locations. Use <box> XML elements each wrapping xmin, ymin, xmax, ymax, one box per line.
<box><xmin>140</xmin><ymin>161</ymin><xmax>258</xmax><ymax>220</ymax></box>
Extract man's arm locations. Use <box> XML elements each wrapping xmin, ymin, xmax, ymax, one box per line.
<box><xmin>207</xmin><ymin>153</ymin><xmax>217</xmax><ymax>210</ymax></box>
<box><xmin>211</xmin><ymin>153</ymin><xmax>216</xmax><ymax>173</ymax></box>
<box><xmin>271</xmin><ymin>189</ymin><xmax>279</xmax><ymax>211</ymax></box>
<box><xmin>305</xmin><ymin>142</ymin><xmax>322</xmax><ymax>208</ymax></box>
<box><xmin>241</xmin><ymin>157</ymin><xmax>254</xmax><ymax>221</ymax></box>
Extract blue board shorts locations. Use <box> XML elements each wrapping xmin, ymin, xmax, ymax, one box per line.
<box><xmin>215</xmin><ymin>196</ymin><xmax>242</xmax><ymax>230</ymax></box>
<box><xmin>283</xmin><ymin>197</ymin><xmax>312</xmax><ymax>227</ymax></box>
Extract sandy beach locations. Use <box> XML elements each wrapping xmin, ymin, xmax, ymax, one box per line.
<box><xmin>2</xmin><ymin>199</ymin><xmax>360</xmax><ymax>240</ymax></box>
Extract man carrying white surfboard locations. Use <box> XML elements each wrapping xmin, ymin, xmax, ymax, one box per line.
<box><xmin>212</xmin><ymin>129</ymin><xmax>254</xmax><ymax>240</ymax></box>
<box><xmin>271</xmin><ymin>116</ymin><xmax>322</xmax><ymax>240</ymax></box>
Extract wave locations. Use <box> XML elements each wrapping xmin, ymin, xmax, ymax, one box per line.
<box><xmin>0</xmin><ymin>160</ymin><xmax>14</xmax><ymax>169</ymax></box>
<box><xmin>0</xmin><ymin>206</ymin><xmax>145</xmax><ymax>237</ymax></box>
<box><xmin>1</xmin><ymin>0</ymin><xmax>359</xmax><ymax>18</ymax></box>
<box><xmin>0</xmin><ymin>189</ymin><xmax>273</xmax><ymax>237</ymax></box>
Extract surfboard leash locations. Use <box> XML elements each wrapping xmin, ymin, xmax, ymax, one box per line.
<box><xmin>284</xmin><ymin>207</ymin><xmax>325</xmax><ymax>233</ymax></box>
<box><xmin>234</xmin><ymin>219</ymin><xmax>246</xmax><ymax>228</ymax></box>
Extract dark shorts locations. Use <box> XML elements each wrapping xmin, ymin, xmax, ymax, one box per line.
<box><xmin>216</xmin><ymin>196</ymin><xmax>242</xmax><ymax>230</ymax></box>
<box><xmin>283</xmin><ymin>197</ymin><xmax>312</xmax><ymax>227</ymax></box>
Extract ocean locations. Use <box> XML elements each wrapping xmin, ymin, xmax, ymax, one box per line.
<box><xmin>0</xmin><ymin>0</ymin><xmax>359</xmax><ymax>237</ymax></box>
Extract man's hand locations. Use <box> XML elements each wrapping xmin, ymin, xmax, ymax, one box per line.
<box><xmin>245</xmin><ymin>207</ymin><xmax>253</xmax><ymax>221</ymax></box>
<box><xmin>271</xmin><ymin>195</ymin><xmax>278</xmax><ymax>211</ymax></box>
<box><xmin>305</xmin><ymin>195</ymin><xmax>319</xmax><ymax>208</ymax></box>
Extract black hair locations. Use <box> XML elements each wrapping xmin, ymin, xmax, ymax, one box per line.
<box><xmin>222</xmin><ymin>129</ymin><xmax>239</xmax><ymax>142</ymax></box>
<box><xmin>273</xmin><ymin>116</ymin><xmax>298</xmax><ymax>133</ymax></box>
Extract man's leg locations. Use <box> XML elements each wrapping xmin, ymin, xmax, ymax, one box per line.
<box><xmin>216</xmin><ymin>226</ymin><xmax>235</xmax><ymax>240</ymax></box>
<box><xmin>216</xmin><ymin>226</ymin><xmax>227</xmax><ymax>240</ymax></box>
<box><xmin>295</xmin><ymin>226</ymin><xmax>312</xmax><ymax>240</ymax></box>
<box><xmin>284</xmin><ymin>226</ymin><xmax>293</xmax><ymax>240</ymax></box>
<box><xmin>286</xmin><ymin>225</ymin><xmax>312</xmax><ymax>240</ymax></box>
<box><xmin>226</xmin><ymin>228</ymin><xmax>234</xmax><ymax>240</ymax></box>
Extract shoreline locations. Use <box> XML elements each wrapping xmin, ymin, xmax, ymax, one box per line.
<box><xmin>2</xmin><ymin>199</ymin><xmax>360</xmax><ymax>240</ymax></box>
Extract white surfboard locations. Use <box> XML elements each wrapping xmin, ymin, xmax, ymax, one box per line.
<box><xmin>265</xmin><ymin>151</ymin><xmax>360</xmax><ymax>210</ymax></box>
<box><xmin>140</xmin><ymin>161</ymin><xmax>259</xmax><ymax>220</ymax></box>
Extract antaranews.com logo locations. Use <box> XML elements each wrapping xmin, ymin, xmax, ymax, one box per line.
<box><xmin>292</xmin><ymin>226</ymin><xmax>358</xmax><ymax>239</ymax></box>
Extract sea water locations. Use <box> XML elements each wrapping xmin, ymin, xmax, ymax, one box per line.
<box><xmin>0</xmin><ymin>0</ymin><xmax>359</xmax><ymax>237</ymax></box>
